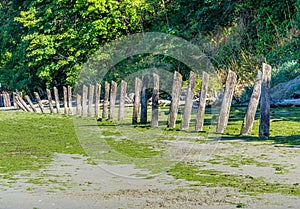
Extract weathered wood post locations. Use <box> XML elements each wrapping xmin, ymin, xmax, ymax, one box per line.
<box><xmin>68</xmin><ymin>86</ymin><xmax>72</xmax><ymax>115</ymax></box>
<box><xmin>0</xmin><ymin>94</ymin><xmax>3</xmax><ymax>107</ymax></box>
<box><xmin>17</xmin><ymin>95</ymin><xmax>32</xmax><ymax>112</ymax></box>
<box><xmin>0</xmin><ymin>93</ymin><xmax>3</xmax><ymax>107</ymax></box>
<box><xmin>82</xmin><ymin>85</ymin><xmax>88</xmax><ymax>117</ymax></box>
<box><xmin>181</xmin><ymin>71</ymin><xmax>197</xmax><ymax>130</ymax></box>
<box><xmin>25</xmin><ymin>95</ymin><xmax>37</xmax><ymax>112</ymax></box>
<box><xmin>168</xmin><ymin>71</ymin><xmax>183</xmax><ymax>129</ymax></box>
<box><xmin>118</xmin><ymin>80</ymin><xmax>127</xmax><ymax>121</ymax></box>
<box><xmin>3</xmin><ymin>93</ymin><xmax>11</xmax><ymax>107</ymax></box>
<box><xmin>63</xmin><ymin>86</ymin><xmax>68</xmax><ymax>115</ymax></box>
<box><xmin>88</xmin><ymin>85</ymin><xmax>95</xmax><ymax>117</ymax></box>
<box><xmin>7</xmin><ymin>93</ymin><xmax>11</xmax><ymax>107</ymax></box>
<box><xmin>46</xmin><ymin>89</ymin><xmax>54</xmax><ymax>113</ymax></box>
<box><xmin>53</xmin><ymin>87</ymin><xmax>60</xmax><ymax>113</ymax></box>
<box><xmin>95</xmin><ymin>83</ymin><xmax>101</xmax><ymax>118</ymax></box>
<box><xmin>151</xmin><ymin>73</ymin><xmax>160</xmax><ymax>127</ymax></box>
<box><xmin>76</xmin><ymin>94</ymin><xmax>82</xmax><ymax>116</ymax></box>
<box><xmin>259</xmin><ymin>63</ymin><xmax>272</xmax><ymax>139</ymax></box>
<box><xmin>216</xmin><ymin>70</ymin><xmax>237</xmax><ymax>134</ymax></box>
<box><xmin>14</xmin><ymin>94</ymin><xmax>27</xmax><ymax>112</ymax></box>
<box><xmin>132</xmin><ymin>78</ymin><xmax>142</xmax><ymax>124</ymax></box>
<box><xmin>109</xmin><ymin>81</ymin><xmax>117</xmax><ymax>120</ymax></box>
<box><xmin>195</xmin><ymin>72</ymin><xmax>210</xmax><ymax>132</ymax></box>
<box><xmin>241</xmin><ymin>70</ymin><xmax>262</xmax><ymax>135</ymax></box>
<box><xmin>140</xmin><ymin>76</ymin><xmax>149</xmax><ymax>124</ymax></box>
<box><xmin>102</xmin><ymin>82</ymin><xmax>110</xmax><ymax>118</ymax></box>
<box><xmin>34</xmin><ymin>92</ymin><xmax>45</xmax><ymax>113</ymax></box>
<box><xmin>13</xmin><ymin>93</ymin><xmax>18</xmax><ymax>108</ymax></box>
<box><xmin>2</xmin><ymin>93</ymin><xmax>6</xmax><ymax>107</ymax></box>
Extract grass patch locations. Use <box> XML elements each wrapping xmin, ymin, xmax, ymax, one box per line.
<box><xmin>169</xmin><ymin>162</ymin><xmax>300</xmax><ymax>195</ymax></box>
<box><xmin>221</xmin><ymin>107</ymin><xmax>300</xmax><ymax>145</ymax></box>
<box><xmin>209</xmin><ymin>154</ymin><xmax>270</xmax><ymax>168</ymax></box>
<box><xmin>0</xmin><ymin>111</ymin><xmax>84</xmax><ymax>176</ymax></box>
<box><xmin>104</xmin><ymin>138</ymin><xmax>161</xmax><ymax>158</ymax></box>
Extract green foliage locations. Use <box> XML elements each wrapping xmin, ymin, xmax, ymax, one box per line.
<box><xmin>0</xmin><ymin>0</ymin><xmax>299</xmax><ymax>92</ymax></box>
<box><xmin>271</xmin><ymin>60</ymin><xmax>300</xmax><ymax>87</ymax></box>
<box><xmin>0</xmin><ymin>0</ymin><xmax>143</xmax><ymax>91</ymax></box>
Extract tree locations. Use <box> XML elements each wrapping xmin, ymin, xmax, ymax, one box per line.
<box><xmin>1</xmin><ymin>0</ymin><xmax>143</xmax><ymax>91</ymax></box>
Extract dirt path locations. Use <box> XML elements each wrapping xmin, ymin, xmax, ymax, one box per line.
<box><xmin>1</xmin><ymin>140</ymin><xmax>300</xmax><ymax>209</ymax></box>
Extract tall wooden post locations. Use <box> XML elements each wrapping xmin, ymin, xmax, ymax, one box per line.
<box><xmin>151</xmin><ymin>74</ymin><xmax>159</xmax><ymax>127</ymax></box>
<box><xmin>102</xmin><ymin>82</ymin><xmax>110</xmax><ymax>118</ymax></box>
<box><xmin>82</xmin><ymin>85</ymin><xmax>88</xmax><ymax>117</ymax></box>
<box><xmin>95</xmin><ymin>83</ymin><xmax>101</xmax><ymax>118</ymax></box>
<box><xmin>109</xmin><ymin>81</ymin><xmax>117</xmax><ymax>120</ymax></box>
<box><xmin>259</xmin><ymin>63</ymin><xmax>272</xmax><ymax>139</ymax></box>
<box><xmin>14</xmin><ymin>94</ymin><xmax>27</xmax><ymax>112</ymax></box>
<box><xmin>25</xmin><ymin>95</ymin><xmax>37</xmax><ymax>113</ymax></box>
<box><xmin>168</xmin><ymin>71</ymin><xmax>183</xmax><ymax>129</ymax></box>
<box><xmin>133</xmin><ymin>78</ymin><xmax>142</xmax><ymax>124</ymax></box>
<box><xmin>13</xmin><ymin>93</ymin><xmax>18</xmax><ymax>108</ymax></box>
<box><xmin>195</xmin><ymin>72</ymin><xmax>210</xmax><ymax>132</ymax></box>
<box><xmin>46</xmin><ymin>89</ymin><xmax>54</xmax><ymax>113</ymax></box>
<box><xmin>181</xmin><ymin>71</ymin><xmax>197</xmax><ymax>130</ymax></box>
<box><xmin>76</xmin><ymin>94</ymin><xmax>82</xmax><ymax>116</ymax></box>
<box><xmin>216</xmin><ymin>70</ymin><xmax>237</xmax><ymax>134</ymax></box>
<box><xmin>241</xmin><ymin>70</ymin><xmax>262</xmax><ymax>135</ymax></box>
<box><xmin>118</xmin><ymin>80</ymin><xmax>127</xmax><ymax>121</ymax></box>
<box><xmin>53</xmin><ymin>87</ymin><xmax>60</xmax><ymax>113</ymax></box>
<box><xmin>140</xmin><ymin>76</ymin><xmax>149</xmax><ymax>124</ymax></box>
<box><xmin>34</xmin><ymin>92</ymin><xmax>45</xmax><ymax>113</ymax></box>
<box><xmin>17</xmin><ymin>95</ymin><xmax>32</xmax><ymax>112</ymax></box>
<box><xmin>63</xmin><ymin>86</ymin><xmax>68</xmax><ymax>115</ymax></box>
<box><xmin>68</xmin><ymin>86</ymin><xmax>72</xmax><ymax>115</ymax></box>
<box><xmin>88</xmin><ymin>85</ymin><xmax>95</xmax><ymax>117</ymax></box>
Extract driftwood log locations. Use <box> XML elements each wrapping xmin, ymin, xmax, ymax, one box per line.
<box><xmin>271</xmin><ymin>99</ymin><xmax>300</xmax><ymax>107</ymax></box>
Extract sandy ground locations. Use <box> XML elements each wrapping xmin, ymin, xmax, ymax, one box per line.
<box><xmin>1</xmin><ymin>140</ymin><xmax>300</xmax><ymax>209</ymax></box>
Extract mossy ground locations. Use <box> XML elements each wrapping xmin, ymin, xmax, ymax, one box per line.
<box><xmin>0</xmin><ymin>111</ymin><xmax>85</xmax><ymax>178</ymax></box>
<box><xmin>0</xmin><ymin>106</ymin><xmax>300</xmax><ymax>198</ymax></box>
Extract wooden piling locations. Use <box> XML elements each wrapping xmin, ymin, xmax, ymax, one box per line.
<box><xmin>17</xmin><ymin>95</ymin><xmax>32</xmax><ymax>112</ymax></box>
<box><xmin>53</xmin><ymin>87</ymin><xmax>60</xmax><ymax>113</ymax></box>
<box><xmin>82</xmin><ymin>85</ymin><xmax>88</xmax><ymax>117</ymax></box>
<box><xmin>132</xmin><ymin>78</ymin><xmax>142</xmax><ymax>124</ymax></box>
<box><xmin>13</xmin><ymin>93</ymin><xmax>18</xmax><ymax>108</ymax></box>
<box><xmin>181</xmin><ymin>71</ymin><xmax>197</xmax><ymax>130</ymax></box>
<box><xmin>259</xmin><ymin>63</ymin><xmax>272</xmax><ymax>139</ymax></box>
<box><xmin>195</xmin><ymin>72</ymin><xmax>210</xmax><ymax>132</ymax></box>
<box><xmin>68</xmin><ymin>86</ymin><xmax>72</xmax><ymax>115</ymax></box>
<box><xmin>140</xmin><ymin>76</ymin><xmax>149</xmax><ymax>124</ymax></box>
<box><xmin>88</xmin><ymin>85</ymin><xmax>95</xmax><ymax>117</ymax></box>
<box><xmin>34</xmin><ymin>92</ymin><xmax>45</xmax><ymax>113</ymax></box>
<box><xmin>168</xmin><ymin>71</ymin><xmax>183</xmax><ymax>129</ymax></box>
<box><xmin>109</xmin><ymin>81</ymin><xmax>117</xmax><ymax>120</ymax></box>
<box><xmin>95</xmin><ymin>83</ymin><xmax>101</xmax><ymax>118</ymax></box>
<box><xmin>118</xmin><ymin>80</ymin><xmax>127</xmax><ymax>121</ymax></box>
<box><xmin>63</xmin><ymin>86</ymin><xmax>68</xmax><ymax>115</ymax></box>
<box><xmin>76</xmin><ymin>94</ymin><xmax>82</xmax><ymax>115</ymax></box>
<box><xmin>25</xmin><ymin>95</ymin><xmax>37</xmax><ymax>112</ymax></box>
<box><xmin>216</xmin><ymin>70</ymin><xmax>237</xmax><ymax>134</ymax></box>
<box><xmin>2</xmin><ymin>92</ymin><xmax>11</xmax><ymax>107</ymax></box>
<box><xmin>241</xmin><ymin>70</ymin><xmax>262</xmax><ymax>135</ymax></box>
<box><xmin>46</xmin><ymin>89</ymin><xmax>54</xmax><ymax>113</ymax></box>
<box><xmin>151</xmin><ymin>74</ymin><xmax>159</xmax><ymax>127</ymax></box>
<box><xmin>102</xmin><ymin>82</ymin><xmax>110</xmax><ymax>118</ymax></box>
<box><xmin>14</xmin><ymin>94</ymin><xmax>27</xmax><ymax>112</ymax></box>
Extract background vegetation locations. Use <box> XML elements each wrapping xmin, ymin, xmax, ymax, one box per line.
<box><xmin>0</xmin><ymin>0</ymin><xmax>299</xmax><ymax>95</ymax></box>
